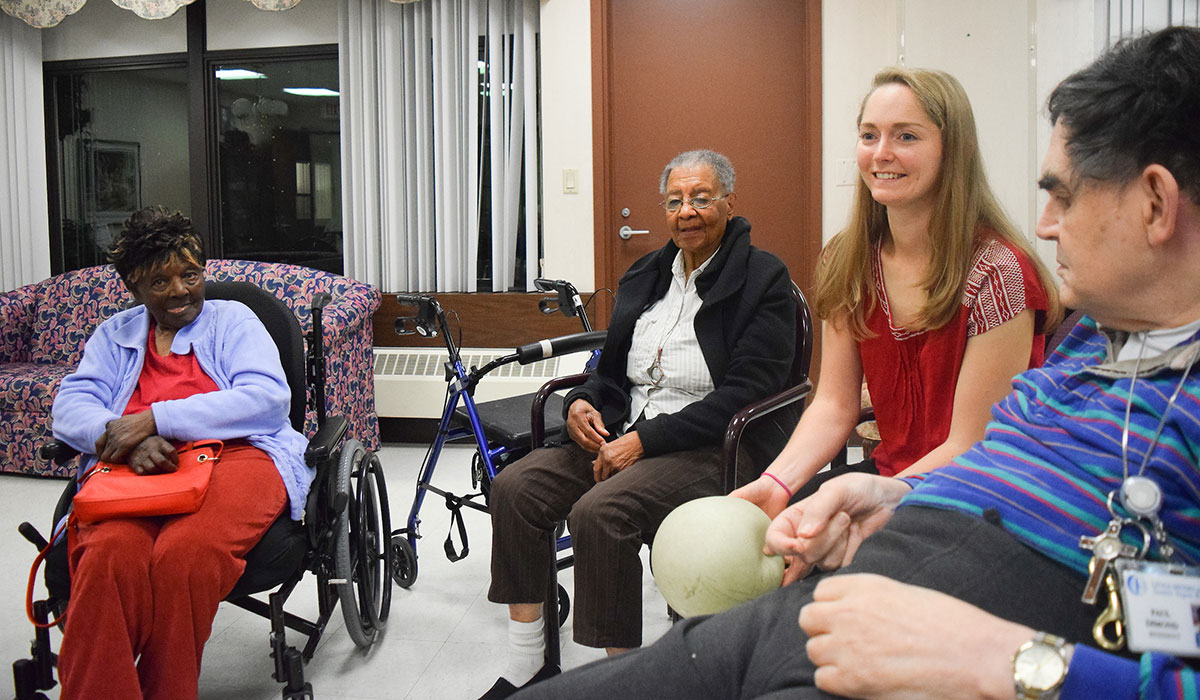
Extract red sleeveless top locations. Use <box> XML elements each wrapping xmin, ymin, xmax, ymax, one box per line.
<box><xmin>861</xmin><ymin>236</ymin><xmax>1049</xmax><ymax>475</ymax></box>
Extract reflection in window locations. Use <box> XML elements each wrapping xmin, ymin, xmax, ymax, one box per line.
<box><xmin>215</xmin><ymin>57</ymin><xmax>342</xmax><ymax>274</ymax></box>
<box><xmin>46</xmin><ymin>66</ymin><xmax>190</xmax><ymax>273</ymax></box>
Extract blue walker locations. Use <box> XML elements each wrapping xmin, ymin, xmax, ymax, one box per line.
<box><xmin>389</xmin><ymin>280</ymin><xmax>602</xmax><ymax>622</ymax></box>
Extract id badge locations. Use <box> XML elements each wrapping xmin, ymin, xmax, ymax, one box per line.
<box><xmin>1115</xmin><ymin>559</ymin><xmax>1200</xmax><ymax>657</ymax></box>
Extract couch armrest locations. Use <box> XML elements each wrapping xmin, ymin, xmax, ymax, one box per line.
<box><xmin>0</xmin><ymin>285</ymin><xmax>36</xmax><ymax>363</ymax></box>
<box><xmin>310</xmin><ymin>281</ymin><xmax>382</xmax><ymax>450</ymax></box>
<box><xmin>317</xmin><ymin>283</ymin><xmax>381</xmax><ymax>344</ymax></box>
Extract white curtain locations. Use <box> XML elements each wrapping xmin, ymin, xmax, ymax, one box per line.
<box><xmin>485</xmin><ymin>0</ymin><xmax>538</xmax><ymax>292</ymax></box>
<box><xmin>0</xmin><ymin>12</ymin><xmax>50</xmax><ymax>292</ymax></box>
<box><xmin>340</xmin><ymin>0</ymin><xmax>538</xmax><ymax>292</ymax></box>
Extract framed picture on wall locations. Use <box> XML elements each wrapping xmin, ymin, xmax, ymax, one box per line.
<box><xmin>85</xmin><ymin>139</ymin><xmax>141</xmax><ymax>220</ymax></box>
<box><xmin>82</xmin><ymin>139</ymin><xmax>142</xmax><ymax>253</ymax></box>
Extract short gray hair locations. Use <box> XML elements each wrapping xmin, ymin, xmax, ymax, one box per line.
<box><xmin>659</xmin><ymin>149</ymin><xmax>736</xmax><ymax>194</ymax></box>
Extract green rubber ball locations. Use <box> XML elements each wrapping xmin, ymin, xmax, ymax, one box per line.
<box><xmin>651</xmin><ymin>495</ymin><xmax>785</xmax><ymax>618</ymax></box>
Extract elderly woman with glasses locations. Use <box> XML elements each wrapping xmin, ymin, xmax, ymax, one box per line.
<box><xmin>478</xmin><ymin>149</ymin><xmax>797</xmax><ymax>699</ymax></box>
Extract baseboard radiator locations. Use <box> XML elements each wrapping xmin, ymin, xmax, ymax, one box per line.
<box><xmin>373</xmin><ymin>347</ymin><xmax>592</xmax><ymax>418</ymax></box>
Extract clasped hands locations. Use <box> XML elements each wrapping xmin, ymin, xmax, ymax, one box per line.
<box><xmin>566</xmin><ymin>399</ymin><xmax>643</xmax><ymax>482</ymax></box>
<box><xmin>737</xmin><ymin>472</ymin><xmax>911</xmax><ymax>585</ymax></box>
<box><xmin>94</xmin><ymin>411</ymin><xmax>179</xmax><ymax>475</ymax></box>
<box><xmin>739</xmin><ymin>475</ymin><xmax>1033</xmax><ymax>700</ymax></box>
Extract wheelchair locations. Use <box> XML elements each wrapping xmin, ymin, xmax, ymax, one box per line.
<box><xmin>12</xmin><ymin>280</ymin><xmax>392</xmax><ymax>700</ymax></box>
<box><xmin>388</xmin><ymin>279</ymin><xmax>603</xmax><ymax>623</ymax></box>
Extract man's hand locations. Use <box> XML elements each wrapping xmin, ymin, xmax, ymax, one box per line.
<box><xmin>128</xmin><ymin>436</ymin><xmax>180</xmax><ymax>475</ymax></box>
<box><xmin>566</xmin><ymin>399</ymin><xmax>609</xmax><ymax>452</ymax></box>
<box><xmin>764</xmin><ymin>473</ymin><xmax>908</xmax><ymax>582</ymax></box>
<box><xmin>95</xmin><ymin>411</ymin><xmax>157</xmax><ymax>463</ymax></box>
<box><xmin>593</xmin><ymin>431</ymin><xmax>643</xmax><ymax>482</ymax></box>
<box><xmin>799</xmin><ymin>574</ymin><xmax>1035</xmax><ymax>700</ymax></box>
<box><xmin>730</xmin><ymin>474</ymin><xmax>792</xmax><ymax>520</ymax></box>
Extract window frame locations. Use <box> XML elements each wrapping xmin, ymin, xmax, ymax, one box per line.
<box><xmin>41</xmin><ymin>0</ymin><xmax>339</xmax><ymax>275</ymax></box>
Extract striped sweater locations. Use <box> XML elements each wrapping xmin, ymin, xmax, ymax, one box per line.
<box><xmin>900</xmin><ymin>316</ymin><xmax>1200</xmax><ymax>699</ymax></box>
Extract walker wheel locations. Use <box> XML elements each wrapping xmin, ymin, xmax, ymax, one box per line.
<box><xmin>557</xmin><ymin>584</ymin><xmax>570</xmax><ymax>626</ymax></box>
<box><xmin>392</xmin><ymin>533</ymin><xmax>418</xmax><ymax>588</ymax></box>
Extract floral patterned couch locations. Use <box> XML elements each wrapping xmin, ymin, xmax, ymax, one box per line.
<box><xmin>0</xmin><ymin>260</ymin><xmax>381</xmax><ymax>478</ymax></box>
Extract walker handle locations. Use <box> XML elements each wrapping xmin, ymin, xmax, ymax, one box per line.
<box><xmin>515</xmin><ymin>330</ymin><xmax>607</xmax><ymax>365</ymax></box>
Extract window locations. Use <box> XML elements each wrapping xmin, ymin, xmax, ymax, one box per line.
<box><xmin>46</xmin><ymin>62</ymin><xmax>190</xmax><ymax>272</ymax></box>
<box><xmin>44</xmin><ymin>47</ymin><xmax>340</xmax><ymax>275</ymax></box>
<box><xmin>214</xmin><ymin>56</ymin><xmax>342</xmax><ymax>272</ymax></box>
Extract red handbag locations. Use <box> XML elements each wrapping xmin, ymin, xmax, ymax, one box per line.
<box><xmin>71</xmin><ymin>439</ymin><xmax>223</xmax><ymax>523</ymax></box>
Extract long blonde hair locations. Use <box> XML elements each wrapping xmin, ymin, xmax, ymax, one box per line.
<box><xmin>815</xmin><ymin>67</ymin><xmax>1059</xmax><ymax>338</ymax></box>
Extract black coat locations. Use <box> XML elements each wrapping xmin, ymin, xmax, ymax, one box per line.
<box><xmin>565</xmin><ymin>216</ymin><xmax>797</xmax><ymax>462</ymax></box>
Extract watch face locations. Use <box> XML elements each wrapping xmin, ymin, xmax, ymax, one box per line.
<box><xmin>1015</xmin><ymin>642</ymin><xmax>1066</xmax><ymax>691</ymax></box>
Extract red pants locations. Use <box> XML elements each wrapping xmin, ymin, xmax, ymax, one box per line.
<box><xmin>59</xmin><ymin>443</ymin><xmax>288</xmax><ymax>700</ymax></box>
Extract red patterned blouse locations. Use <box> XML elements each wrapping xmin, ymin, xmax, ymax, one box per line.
<box><xmin>861</xmin><ymin>234</ymin><xmax>1049</xmax><ymax>475</ymax></box>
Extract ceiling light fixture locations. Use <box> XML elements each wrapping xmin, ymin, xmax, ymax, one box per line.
<box><xmin>282</xmin><ymin>88</ymin><xmax>340</xmax><ymax>97</ymax></box>
<box><xmin>216</xmin><ymin>69</ymin><xmax>267</xmax><ymax>80</ymax></box>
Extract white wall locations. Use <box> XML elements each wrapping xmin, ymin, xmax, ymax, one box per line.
<box><xmin>821</xmin><ymin>0</ymin><xmax>1098</xmax><ymax>269</ymax></box>
<box><xmin>537</xmin><ymin>0</ymin><xmax>594</xmax><ymax>290</ymax></box>
<box><xmin>820</xmin><ymin>0</ymin><xmax>901</xmax><ymax>243</ymax></box>
<box><xmin>206</xmin><ymin>0</ymin><xmax>337</xmax><ymax>50</ymax></box>
<box><xmin>42</xmin><ymin>0</ymin><xmax>185</xmax><ymax>60</ymax></box>
<box><xmin>41</xmin><ymin>0</ymin><xmax>335</xmax><ymax>60</ymax></box>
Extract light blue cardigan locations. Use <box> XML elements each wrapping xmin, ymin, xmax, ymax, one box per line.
<box><xmin>52</xmin><ymin>299</ymin><xmax>314</xmax><ymax>521</ymax></box>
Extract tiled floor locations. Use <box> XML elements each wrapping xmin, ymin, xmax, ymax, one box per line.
<box><xmin>1</xmin><ymin>443</ymin><xmax>674</xmax><ymax>700</ymax></box>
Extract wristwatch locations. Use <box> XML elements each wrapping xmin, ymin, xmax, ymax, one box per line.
<box><xmin>1013</xmin><ymin>631</ymin><xmax>1071</xmax><ymax>699</ymax></box>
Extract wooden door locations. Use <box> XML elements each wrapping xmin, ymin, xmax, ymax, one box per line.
<box><xmin>591</xmin><ymin>0</ymin><xmax>822</xmax><ymax>320</ymax></box>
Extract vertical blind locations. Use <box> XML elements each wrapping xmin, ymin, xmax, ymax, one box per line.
<box><xmin>1103</xmin><ymin>0</ymin><xmax>1200</xmax><ymax>47</ymax></box>
<box><xmin>340</xmin><ymin>0</ymin><xmax>539</xmax><ymax>292</ymax></box>
<box><xmin>0</xmin><ymin>11</ymin><xmax>50</xmax><ymax>292</ymax></box>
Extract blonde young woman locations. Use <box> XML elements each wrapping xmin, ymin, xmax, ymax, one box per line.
<box><xmin>734</xmin><ymin>67</ymin><xmax>1059</xmax><ymax>530</ymax></box>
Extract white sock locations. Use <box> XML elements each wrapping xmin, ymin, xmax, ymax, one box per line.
<box><xmin>502</xmin><ymin>616</ymin><xmax>545</xmax><ymax>686</ymax></box>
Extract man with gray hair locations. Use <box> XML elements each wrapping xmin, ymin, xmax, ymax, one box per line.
<box><xmin>515</xmin><ymin>25</ymin><xmax>1200</xmax><ymax>700</ymax></box>
<box><xmin>478</xmin><ymin>149</ymin><xmax>797</xmax><ymax>699</ymax></box>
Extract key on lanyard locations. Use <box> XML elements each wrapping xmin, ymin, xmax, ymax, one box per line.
<box><xmin>1080</xmin><ymin>519</ymin><xmax>1140</xmax><ymax>605</ymax></box>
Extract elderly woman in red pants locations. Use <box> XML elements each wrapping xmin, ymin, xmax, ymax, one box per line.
<box><xmin>51</xmin><ymin>206</ymin><xmax>312</xmax><ymax>700</ymax></box>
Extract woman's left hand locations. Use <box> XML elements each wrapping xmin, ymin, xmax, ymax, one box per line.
<box><xmin>593</xmin><ymin>431</ymin><xmax>644</xmax><ymax>482</ymax></box>
<box><xmin>128</xmin><ymin>436</ymin><xmax>179</xmax><ymax>475</ymax></box>
<box><xmin>96</xmin><ymin>411</ymin><xmax>157</xmax><ymax>463</ymax></box>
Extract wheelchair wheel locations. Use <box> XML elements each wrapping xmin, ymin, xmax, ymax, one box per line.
<box><xmin>334</xmin><ymin>439</ymin><xmax>392</xmax><ymax>648</ymax></box>
<box><xmin>391</xmin><ymin>533</ymin><xmax>417</xmax><ymax>588</ymax></box>
<box><xmin>355</xmin><ymin>448</ymin><xmax>392</xmax><ymax>631</ymax></box>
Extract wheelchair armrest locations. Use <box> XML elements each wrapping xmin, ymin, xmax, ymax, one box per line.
<box><xmin>530</xmin><ymin>373</ymin><xmax>590</xmax><ymax>448</ymax></box>
<box><xmin>722</xmin><ymin>378</ymin><xmax>814</xmax><ymax>492</ymax></box>
<box><xmin>305</xmin><ymin>415</ymin><xmax>349</xmax><ymax>467</ymax></box>
<box><xmin>38</xmin><ymin>440</ymin><xmax>80</xmax><ymax>466</ymax></box>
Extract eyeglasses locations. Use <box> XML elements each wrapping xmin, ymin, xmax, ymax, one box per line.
<box><xmin>661</xmin><ymin>194</ymin><xmax>729</xmax><ymax>213</ymax></box>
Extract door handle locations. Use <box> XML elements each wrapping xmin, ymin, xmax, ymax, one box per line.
<box><xmin>619</xmin><ymin>225</ymin><xmax>649</xmax><ymax>240</ymax></box>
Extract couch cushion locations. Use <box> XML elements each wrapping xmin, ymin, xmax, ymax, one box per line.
<box><xmin>0</xmin><ymin>362</ymin><xmax>73</xmax><ymax>413</ymax></box>
<box><xmin>29</xmin><ymin>266</ymin><xmax>132</xmax><ymax>367</ymax></box>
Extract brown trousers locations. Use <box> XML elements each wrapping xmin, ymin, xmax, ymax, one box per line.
<box><xmin>487</xmin><ymin>441</ymin><xmax>724</xmax><ymax>649</ymax></box>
